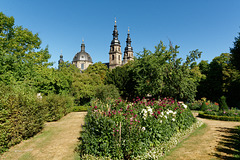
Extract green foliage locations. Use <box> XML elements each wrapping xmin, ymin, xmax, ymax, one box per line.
<box><xmin>0</xmin><ymin>12</ymin><xmax>51</xmax><ymax>84</ymax></box>
<box><xmin>106</xmin><ymin>41</ymin><xmax>202</xmax><ymax>102</ymax></box>
<box><xmin>0</xmin><ymin>83</ymin><xmax>45</xmax><ymax>154</ymax></box>
<box><xmin>43</xmin><ymin>93</ymin><xmax>74</xmax><ymax>121</ymax></box>
<box><xmin>200</xmin><ymin>102</ymin><xmax>208</xmax><ymax>111</ymax></box>
<box><xmin>199</xmin><ymin>113</ymin><xmax>240</xmax><ymax>121</ymax></box>
<box><xmin>95</xmin><ymin>84</ymin><xmax>120</xmax><ymax>102</ymax></box>
<box><xmin>76</xmin><ymin>97</ymin><xmax>196</xmax><ymax>159</ymax></box>
<box><xmin>219</xmin><ymin>96</ymin><xmax>228</xmax><ymax>110</ymax></box>
<box><xmin>196</xmin><ymin>53</ymin><xmax>240</xmax><ymax>108</ymax></box>
<box><xmin>71</xmin><ymin>106</ymin><xmax>88</xmax><ymax>112</ymax></box>
<box><xmin>230</xmin><ymin>31</ymin><xmax>240</xmax><ymax>71</ymax></box>
<box><xmin>106</xmin><ymin>63</ymin><xmax>136</xmax><ymax>100</ymax></box>
<box><xmin>226</xmin><ymin>71</ymin><xmax>240</xmax><ymax>109</ymax></box>
<box><xmin>187</xmin><ymin>100</ymin><xmax>202</xmax><ymax>110</ymax></box>
<box><xmin>71</xmin><ymin>72</ymin><xmax>102</xmax><ymax>105</ymax></box>
<box><xmin>84</xmin><ymin>62</ymin><xmax>109</xmax><ymax>81</ymax></box>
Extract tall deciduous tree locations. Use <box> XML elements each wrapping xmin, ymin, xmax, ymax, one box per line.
<box><xmin>230</xmin><ymin>31</ymin><xmax>240</xmax><ymax>71</ymax></box>
<box><xmin>84</xmin><ymin>62</ymin><xmax>109</xmax><ymax>82</ymax></box>
<box><xmin>0</xmin><ymin>12</ymin><xmax>51</xmax><ymax>83</ymax></box>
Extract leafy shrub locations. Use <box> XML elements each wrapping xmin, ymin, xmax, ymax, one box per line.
<box><xmin>219</xmin><ymin>96</ymin><xmax>228</xmax><ymax>110</ymax></box>
<box><xmin>187</xmin><ymin>100</ymin><xmax>202</xmax><ymax>110</ymax></box>
<box><xmin>0</xmin><ymin>84</ymin><xmax>45</xmax><ymax>154</ymax></box>
<box><xmin>95</xmin><ymin>84</ymin><xmax>120</xmax><ymax>102</ymax></box>
<box><xmin>71</xmin><ymin>106</ymin><xmax>88</xmax><ymax>112</ymax></box>
<box><xmin>76</xmin><ymin>97</ymin><xmax>196</xmax><ymax>159</ymax></box>
<box><xmin>199</xmin><ymin>113</ymin><xmax>240</xmax><ymax>121</ymax></box>
<box><xmin>43</xmin><ymin>93</ymin><xmax>74</xmax><ymax>121</ymax></box>
<box><xmin>200</xmin><ymin>102</ymin><xmax>208</xmax><ymax>111</ymax></box>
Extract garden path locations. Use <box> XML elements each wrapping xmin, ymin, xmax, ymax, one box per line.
<box><xmin>1</xmin><ymin>112</ymin><xmax>240</xmax><ymax>160</ymax></box>
<box><xmin>0</xmin><ymin>112</ymin><xmax>87</xmax><ymax>160</ymax></box>
<box><xmin>164</xmin><ymin>113</ymin><xmax>240</xmax><ymax>160</ymax></box>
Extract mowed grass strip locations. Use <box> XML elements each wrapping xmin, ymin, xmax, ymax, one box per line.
<box><xmin>0</xmin><ymin>112</ymin><xmax>86</xmax><ymax>160</ymax></box>
<box><xmin>161</xmin><ymin>123</ymin><xmax>207</xmax><ymax>160</ymax></box>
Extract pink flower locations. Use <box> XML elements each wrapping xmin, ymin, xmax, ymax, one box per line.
<box><xmin>130</xmin><ymin>123</ymin><xmax>133</xmax><ymax>125</ymax></box>
<box><xmin>94</xmin><ymin>106</ymin><xmax>97</xmax><ymax>109</ymax></box>
<box><xmin>117</xmin><ymin>130</ymin><xmax>119</xmax><ymax>132</ymax></box>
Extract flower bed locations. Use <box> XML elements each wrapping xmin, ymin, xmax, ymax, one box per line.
<box><xmin>76</xmin><ymin>97</ymin><xmax>197</xmax><ymax>159</ymax></box>
<box><xmin>199</xmin><ymin>108</ymin><xmax>240</xmax><ymax>121</ymax></box>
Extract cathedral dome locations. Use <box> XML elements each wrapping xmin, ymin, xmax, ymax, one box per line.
<box><xmin>72</xmin><ymin>41</ymin><xmax>93</xmax><ymax>63</ymax></box>
<box><xmin>72</xmin><ymin>51</ymin><xmax>92</xmax><ymax>62</ymax></box>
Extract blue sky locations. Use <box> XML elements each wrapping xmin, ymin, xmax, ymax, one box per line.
<box><xmin>1</xmin><ymin>0</ymin><xmax>240</xmax><ymax>68</ymax></box>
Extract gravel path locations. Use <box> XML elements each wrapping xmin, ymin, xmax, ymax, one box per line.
<box><xmin>164</xmin><ymin>113</ymin><xmax>240</xmax><ymax>160</ymax></box>
<box><xmin>0</xmin><ymin>112</ymin><xmax>87</xmax><ymax>160</ymax></box>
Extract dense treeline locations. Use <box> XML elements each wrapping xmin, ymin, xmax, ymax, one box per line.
<box><xmin>106</xmin><ymin>35</ymin><xmax>240</xmax><ymax>109</ymax></box>
<box><xmin>1</xmin><ymin>11</ymin><xmax>240</xmax><ymax>153</ymax></box>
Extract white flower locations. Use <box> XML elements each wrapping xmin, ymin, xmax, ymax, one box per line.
<box><xmin>142</xmin><ymin>127</ymin><xmax>146</xmax><ymax>131</ymax></box>
<box><xmin>169</xmin><ymin>110</ymin><xmax>173</xmax><ymax>114</ymax></box>
<box><xmin>173</xmin><ymin>111</ymin><xmax>177</xmax><ymax>115</ymax></box>
<box><xmin>172</xmin><ymin>118</ymin><xmax>175</xmax><ymax>121</ymax></box>
<box><xmin>160</xmin><ymin>120</ymin><xmax>162</xmax><ymax>123</ymax></box>
<box><xmin>37</xmin><ymin>93</ymin><xmax>42</xmax><ymax>100</ymax></box>
<box><xmin>164</xmin><ymin>115</ymin><xmax>167</xmax><ymax>119</ymax></box>
<box><xmin>182</xmin><ymin>104</ymin><xmax>187</xmax><ymax>109</ymax></box>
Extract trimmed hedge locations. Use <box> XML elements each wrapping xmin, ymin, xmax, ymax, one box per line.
<box><xmin>43</xmin><ymin>94</ymin><xmax>74</xmax><ymax>121</ymax></box>
<box><xmin>0</xmin><ymin>85</ymin><xmax>45</xmax><ymax>154</ymax></box>
<box><xmin>199</xmin><ymin>113</ymin><xmax>240</xmax><ymax>121</ymax></box>
<box><xmin>71</xmin><ymin>106</ymin><xmax>88</xmax><ymax>112</ymax></box>
<box><xmin>0</xmin><ymin>84</ymin><xmax>74</xmax><ymax>154</ymax></box>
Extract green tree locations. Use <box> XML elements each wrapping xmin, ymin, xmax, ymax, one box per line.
<box><xmin>84</xmin><ymin>62</ymin><xmax>109</xmax><ymax>82</ymax></box>
<box><xmin>0</xmin><ymin>12</ymin><xmax>51</xmax><ymax>83</ymax></box>
<box><xmin>106</xmin><ymin>63</ymin><xmax>136</xmax><ymax>99</ymax></box>
<box><xmin>196</xmin><ymin>60</ymin><xmax>209</xmax><ymax>99</ymax></box>
<box><xmin>230</xmin><ymin>31</ymin><xmax>240</xmax><ymax>71</ymax></box>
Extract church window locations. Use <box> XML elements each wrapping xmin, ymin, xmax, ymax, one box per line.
<box><xmin>118</xmin><ymin>55</ymin><xmax>120</xmax><ymax>61</ymax></box>
<box><xmin>82</xmin><ymin>56</ymin><xmax>84</xmax><ymax>58</ymax></box>
<box><xmin>112</xmin><ymin>55</ymin><xmax>114</xmax><ymax>60</ymax></box>
<box><xmin>81</xmin><ymin>63</ymin><xmax>84</xmax><ymax>70</ymax></box>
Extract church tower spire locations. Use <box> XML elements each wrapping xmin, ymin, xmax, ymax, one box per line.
<box><xmin>81</xmin><ymin>39</ymin><xmax>85</xmax><ymax>52</ymax></box>
<box><xmin>109</xmin><ymin>18</ymin><xmax>122</xmax><ymax>69</ymax></box>
<box><xmin>58</xmin><ymin>52</ymin><xmax>64</xmax><ymax>69</ymax></box>
<box><xmin>123</xmin><ymin>27</ymin><xmax>133</xmax><ymax>65</ymax></box>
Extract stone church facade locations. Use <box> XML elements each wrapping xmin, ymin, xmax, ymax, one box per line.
<box><xmin>108</xmin><ymin>20</ymin><xmax>134</xmax><ymax>69</ymax></box>
<box><xmin>58</xmin><ymin>20</ymin><xmax>133</xmax><ymax>70</ymax></box>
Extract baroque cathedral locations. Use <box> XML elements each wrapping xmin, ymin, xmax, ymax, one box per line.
<box><xmin>58</xmin><ymin>20</ymin><xmax>134</xmax><ymax>70</ymax></box>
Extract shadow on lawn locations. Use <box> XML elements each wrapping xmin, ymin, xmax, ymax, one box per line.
<box><xmin>213</xmin><ymin>126</ymin><xmax>240</xmax><ymax>160</ymax></box>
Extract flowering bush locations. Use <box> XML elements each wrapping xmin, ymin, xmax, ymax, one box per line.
<box><xmin>187</xmin><ymin>98</ymin><xmax>219</xmax><ymax>111</ymax></box>
<box><xmin>76</xmin><ymin>97</ymin><xmax>196</xmax><ymax>159</ymax></box>
<box><xmin>204</xmin><ymin>108</ymin><xmax>240</xmax><ymax>117</ymax></box>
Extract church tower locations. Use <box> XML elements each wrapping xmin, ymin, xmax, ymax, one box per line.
<box><xmin>58</xmin><ymin>54</ymin><xmax>64</xmax><ymax>69</ymax></box>
<box><xmin>109</xmin><ymin>19</ymin><xmax>122</xmax><ymax>69</ymax></box>
<box><xmin>123</xmin><ymin>28</ymin><xmax>133</xmax><ymax>65</ymax></box>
